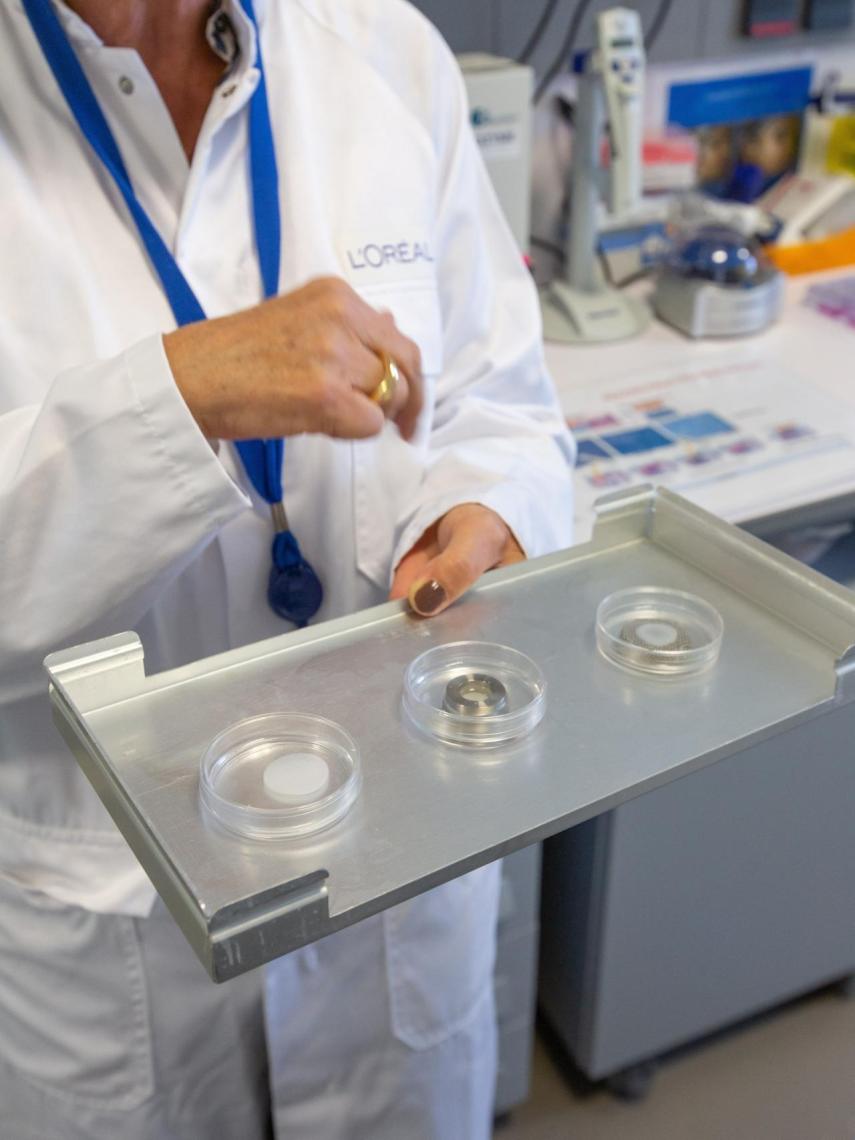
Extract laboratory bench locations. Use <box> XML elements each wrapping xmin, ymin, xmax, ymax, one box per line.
<box><xmin>547</xmin><ymin>266</ymin><xmax>855</xmax><ymax>539</ymax></box>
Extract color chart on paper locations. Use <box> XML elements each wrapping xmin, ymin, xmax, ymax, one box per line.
<box><xmin>566</xmin><ymin>355</ymin><xmax>855</xmax><ymax>537</ymax></box>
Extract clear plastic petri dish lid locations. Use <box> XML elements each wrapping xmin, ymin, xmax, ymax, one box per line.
<box><xmin>596</xmin><ymin>587</ymin><xmax>723</xmax><ymax>677</ymax></box>
<box><xmin>199</xmin><ymin>713</ymin><xmax>361</xmax><ymax>841</ymax></box>
<box><xmin>403</xmin><ymin>641</ymin><xmax>546</xmax><ymax>747</ymax></box>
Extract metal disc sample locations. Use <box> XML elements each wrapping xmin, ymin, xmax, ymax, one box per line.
<box><xmin>442</xmin><ymin>672</ymin><xmax>509</xmax><ymax>717</ymax></box>
<box><xmin>597</xmin><ymin>587</ymin><xmax>723</xmax><ymax>676</ymax></box>
<box><xmin>404</xmin><ymin>641</ymin><xmax>546</xmax><ymax>747</ymax></box>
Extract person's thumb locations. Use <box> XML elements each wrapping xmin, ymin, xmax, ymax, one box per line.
<box><xmin>407</xmin><ymin>514</ymin><xmax>504</xmax><ymax>617</ymax></box>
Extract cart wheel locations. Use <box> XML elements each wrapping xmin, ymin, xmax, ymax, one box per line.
<box><xmin>837</xmin><ymin>974</ymin><xmax>855</xmax><ymax>1000</ymax></box>
<box><xmin>605</xmin><ymin>1060</ymin><xmax>658</xmax><ymax>1102</ymax></box>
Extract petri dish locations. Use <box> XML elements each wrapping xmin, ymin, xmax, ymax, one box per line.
<box><xmin>199</xmin><ymin>712</ymin><xmax>361</xmax><ymax>841</ymax></box>
<box><xmin>596</xmin><ymin>587</ymin><xmax>723</xmax><ymax>677</ymax></box>
<box><xmin>403</xmin><ymin>641</ymin><xmax>546</xmax><ymax>747</ymax></box>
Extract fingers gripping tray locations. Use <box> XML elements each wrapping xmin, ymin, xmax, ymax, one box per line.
<box><xmin>45</xmin><ymin>488</ymin><xmax>855</xmax><ymax>981</ymax></box>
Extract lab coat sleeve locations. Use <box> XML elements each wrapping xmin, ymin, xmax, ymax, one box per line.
<box><xmin>391</xmin><ymin>32</ymin><xmax>576</xmax><ymax>572</ymax></box>
<box><xmin>0</xmin><ymin>334</ymin><xmax>249</xmax><ymax>704</ymax></box>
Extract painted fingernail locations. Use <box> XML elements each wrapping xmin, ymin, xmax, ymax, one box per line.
<box><xmin>411</xmin><ymin>579</ymin><xmax>447</xmax><ymax>616</ymax></box>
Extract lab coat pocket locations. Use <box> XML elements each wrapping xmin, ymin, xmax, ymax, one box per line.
<box><xmin>356</xmin><ymin>279</ymin><xmax>444</xmax><ymax>381</ymax></box>
<box><xmin>383</xmin><ymin>862</ymin><xmax>502</xmax><ymax>1051</ymax></box>
<box><xmin>353</xmin><ymin>283</ymin><xmax>443</xmax><ymax>590</ymax></box>
<box><xmin>0</xmin><ymin>878</ymin><xmax>154</xmax><ymax>1110</ymax></box>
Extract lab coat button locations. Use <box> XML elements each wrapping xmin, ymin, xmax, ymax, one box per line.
<box><xmin>118</xmin><ymin>76</ymin><xmax>134</xmax><ymax>95</ymax></box>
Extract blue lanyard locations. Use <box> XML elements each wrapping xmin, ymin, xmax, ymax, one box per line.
<box><xmin>22</xmin><ymin>0</ymin><xmax>323</xmax><ymax>627</ymax></box>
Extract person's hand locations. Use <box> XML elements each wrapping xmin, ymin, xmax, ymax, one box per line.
<box><xmin>390</xmin><ymin>503</ymin><xmax>525</xmax><ymax>617</ymax></box>
<box><xmin>164</xmin><ymin>277</ymin><xmax>423</xmax><ymax>442</ymax></box>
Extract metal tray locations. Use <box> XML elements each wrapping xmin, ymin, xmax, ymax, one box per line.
<box><xmin>45</xmin><ymin>488</ymin><xmax>855</xmax><ymax>981</ymax></box>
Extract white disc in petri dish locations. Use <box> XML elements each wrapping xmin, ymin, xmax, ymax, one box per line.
<box><xmin>199</xmin><ymin>713</ymin><xmax>361</xmax><ymax>841</ymax></box>
<box><xmin>596</xmin><ymin>587</ymin><xmax>723</xmax><ymax>676</ymax></box>
<box><xmin>628</xmin><ymin>620</ymin><xmax>684</xmax><ymax>649</ymax></box>
<box><xmin>263</xmin><ymin>752</ymin><xmax>330</xmax><ymax>805</ymax></box>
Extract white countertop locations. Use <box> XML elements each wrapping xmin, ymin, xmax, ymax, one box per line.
<box><xmin>544</xmin><ymin>268</ymin><xmax>855</xmax><ymax>537</ymax></box>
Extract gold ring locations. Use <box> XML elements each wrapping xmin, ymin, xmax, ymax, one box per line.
<box><xmin>371</xmin><ymin>354</ymin><xmax>401</xmax><ymax>411</ymax></box>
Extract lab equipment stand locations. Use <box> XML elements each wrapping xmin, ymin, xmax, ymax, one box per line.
<box><xmin>540</xmin><ymin>10</ymin><xmax>650</xmax><ymax>345</ymax></box>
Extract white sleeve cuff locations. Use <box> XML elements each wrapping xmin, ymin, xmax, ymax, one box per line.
<box><xmin>124</xmin><ymin>334</ymin><xmax>250</xmax><ymax>522</ymax></box>
<box><xmin>391</xmin><ymin>480</ymin><xmax>574</xmax><ymax>585</ymax></box>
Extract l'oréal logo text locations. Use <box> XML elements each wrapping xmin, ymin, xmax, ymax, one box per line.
<box><xmin>347</xmin><ymin>241</ymin><xmax>434</xmax><ymax>271</ymax></box>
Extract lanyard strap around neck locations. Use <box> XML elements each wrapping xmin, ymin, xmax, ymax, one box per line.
<box><xmin>23</xmin><ymin>0</ymin><xmax>325</xmax><ymax>626</ymax></box>
<box><xmin>21</xmin><ymin>0</ymin><xmax>283</xmax><ymax>505</ymax></box>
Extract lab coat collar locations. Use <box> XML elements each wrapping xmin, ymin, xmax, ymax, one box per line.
<box><xmin>45</xmin><ymin>0</ymin><xmax>261</xmax><ymax>74</ymax></box>
<box><xmin>42</xmin><ymin>0</ymin><xmax>262</xmax><ymax>136</ymax></box>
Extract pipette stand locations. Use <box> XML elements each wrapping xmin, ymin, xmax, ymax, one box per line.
<box><xmin>540</xmin><ymin>52</ymin><xmax>649</xmax><ymax>344</ymax></box>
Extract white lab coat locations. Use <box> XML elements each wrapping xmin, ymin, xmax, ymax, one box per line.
<box><xmin>0</xmin><ymin>0</ymin><xmax>574</xmax><ymax>1133</ymax></box>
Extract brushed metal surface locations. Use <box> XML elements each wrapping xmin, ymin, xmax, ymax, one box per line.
<box><xmin>45</xmin><ymin>489</ymin><xmax>855</xmax><ymax>979</ymax></box>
